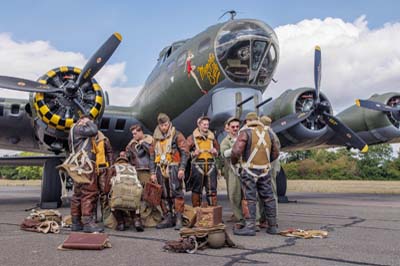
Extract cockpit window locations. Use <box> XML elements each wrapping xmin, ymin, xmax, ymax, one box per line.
<box><xmin>251</xmin><ymin>40</ymin><xmax>267</xmax><ymax>70</ymax></box>
<box><xmin>216</xmin><ymin>20</ymin><xmax>278</xmax><ymax>86</ymax></box>
<box><xmin>217</xmin><ymin>40</ymin><xmax>250</xmax><ymax>83</ymax></box>
<box><xmin>198</xmin><ymin>37</ymin><xmax>211</xmax><ymax>53</ymax></box>
<box><xmin>256</xmin><ymin>44</ymin><xmax>278</xmax><ymax>86</ymax></box>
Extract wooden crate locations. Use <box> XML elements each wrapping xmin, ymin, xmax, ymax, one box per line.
<box><xmin>195</xmin><ymin>205</ymin><xmax>222</xmax><ymax>228</ymax></box>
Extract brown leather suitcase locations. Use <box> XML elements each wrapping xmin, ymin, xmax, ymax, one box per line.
<box><xmin>61</xmin><ymin>233</ymin><xmax>110</xmax><ymax>250</ymax></box>
<box><xmin>142</xmin><ymin>182</ymin><xmax>162</xmax><ymax>207</ymax></box>
<box><xmin>195</xmin><ymin>205</ymin><xmax>222</xmax><ymax>228</ymax></box>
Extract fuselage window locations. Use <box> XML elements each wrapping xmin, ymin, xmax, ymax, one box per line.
<box><xmin>11</xmin><ymin>104</ymin><xmax>20</xmax><ymax>114</ymax></box>
<box><xmin>162</xmin><ymin>47</ymin><xmax>172</xmax><ymax>63</ymax></box>
<box><xmin>198</xmin><ymin>37</ymin><xmax>211</xmax><ymax>53</ymax></box>
<box><xmin>100</xmin><ymin>117</ymin><xmax>110</xmax><ymax>130</ymax></box>
<box><xmin>115</xmin><ymin>119</ymin><xmax>126</xmax><ymax>131</ymax></box>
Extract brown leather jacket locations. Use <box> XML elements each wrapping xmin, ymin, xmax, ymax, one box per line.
<box><xmin>102</xmin><ymin>134</ymin><xmax>114</xmax><ymax>166</ymax></box>
<box><xmin>68</xmin><ymin>120</ymin><xmax>98</xmax><ymax>160</ymax></box>
<box><xmin>231</xmin><ymin>123</ymin><xmax>280</xmax><ymax>166</ymax></box>
<box><xmin>149</xmin><ymin>125</ymin><xmax>189</xmax><ymax>174</ymax></box>
<box><xmin>125</xmin><ymin>134</ymin><xmax>153</xmax><ymax>170</ymax></box>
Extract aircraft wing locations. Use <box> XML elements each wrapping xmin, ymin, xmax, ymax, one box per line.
<box><xmin>0</xmin><ymin>155</ymin><xmax>65</xmax><ymax>166</ymax></box>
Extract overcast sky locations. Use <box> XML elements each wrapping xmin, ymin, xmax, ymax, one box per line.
<box><xmin>0</xmin><ymin>1</ymin><xmax>399</xmax><ymax>154</ymax></box>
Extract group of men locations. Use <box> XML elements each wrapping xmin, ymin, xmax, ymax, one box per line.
<box><xmin>68</xmin><ymin>111</ymin><xmax>280</xmax><ymax>236</ymax></box>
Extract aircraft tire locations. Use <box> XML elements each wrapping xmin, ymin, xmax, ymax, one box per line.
<box><xmin>276</xmin><ymin>167</ymin><xmax>287</xmax><ymax>197</ymax></box>
<box><xmin>40</xmin><ymin>158</ymin><xmax>63</xmax><ymax>208</ymax></box>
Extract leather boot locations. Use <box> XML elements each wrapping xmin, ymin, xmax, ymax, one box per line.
<box><xmin>233</xmin><ymin>220</ymin><xmax>256</xmax><ymax>236</ymax></box>
<box><xmin>156</xmin><ymin>212</ymin><xmax>175</xmax><ymax>229</ymax></box>
<box><xmin>266</xmin><ymin>218</ymin><xmax>278</xmax><ymax>235</ymax></box>
<box><xmin>210</xmin><ymin>194</ymin><xmax>218</xmax><ymax>206</ymax></box>
<box><xmin>175</xmin><ymin>212</ymin><xmax>183</xmax><ymax>230</ymax></box>
<box><xmin>113</xmin><ymin>210</ymin><xmax>125</xmax><ymax>231</ymax></box>
<box><xmin>116</xmin><ymin>222</ymin><xmax>125</xmax><ymax>231</ymax></box>
<box><xmin>133</xmin><ymin>215</ymin><xmax>144</xmax><ymax>232</ymax></box>
<box><xmin>71</xmin><ymin>216</ymin><xmax>83</xmax><ymax>231</ymax></box>
<box><xmin>191</xmin><ymin>193</ymin><xmax>201</xmax><ymax>207</ymax></box>
<box><xmin>82</xmin><ymin>216</ymin><xmax>104</xmax><ymax>233</ymax></box>
<box><xmin>234</xmin><ymin>200</ymin><xmax>256</xmax><ymax>236</ymax></box>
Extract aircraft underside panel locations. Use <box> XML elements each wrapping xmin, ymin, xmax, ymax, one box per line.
<box><xmin>0</xmin><ymin>98</ymin><xmax>38</xmax><ymax>152</ymax></box>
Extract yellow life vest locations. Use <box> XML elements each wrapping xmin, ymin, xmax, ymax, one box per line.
<box><xmin>154</xmin><ymin>126</ymin><xmax>180</xmax><ymax>165</ymax></box>
<box><xmin>193</xmin><ymin>128</ymin><xmax>215</xmax><ymax>161</ymax></box>
<box><xmin>92</xmin><ymin>131</ymin><xmax>109</xmax><ymax>170</ymax></box>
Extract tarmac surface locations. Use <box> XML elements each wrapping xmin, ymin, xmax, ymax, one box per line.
<box><xmin>0</xmin><ymin>186</ymin><xmax>399</xmax><ymax>266</ymax></box>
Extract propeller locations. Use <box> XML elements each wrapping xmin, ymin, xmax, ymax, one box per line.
<box><xmin>355</xmin><ymin>99</ymin><xmax>400</xmax><ymax>121</ymax></box>
<box><xmin>271</xmin><ymin>46</ymin><xmax>368</xmax><ymax>152</ymax></box>
<box><xmin>0</xmin><ymin>76</ymin><xmax>63</xmax><ymax>93</ymax></box>
<box><xmin>0</xmin><ymin>32</ymin><xmax>122</xmax><ymax>116</ymax></box>
<box><xmin>75</xmin><ymin>32</ymin><xmax>122</xmax><ymax>86</ymax></box>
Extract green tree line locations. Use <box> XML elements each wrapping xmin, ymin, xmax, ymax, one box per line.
<box><xmin>1</xmin><ymin>145</ymin><xmax>400</xmax><ymax>180</ymax></box>
<box><xmin>0</xmin><ymin>152</ymin><xmax>42</xmax><ymax>180</ymax></box>
<box><xmin>282</xmin><ymin>144</ymin><xmax>400</xmax><ymax>180</ymax></box>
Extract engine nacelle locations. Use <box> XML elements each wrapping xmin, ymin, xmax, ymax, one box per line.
<box><xmin>263</xmin><ymin>87</ymin><xmax>333</xmax><ymax>150</ymax></box>
<box><xmin>337</xmin><ymin>92</ymin><xmax>400</xmax><ymax>145</ymax></box>
<box><xmin>29</xmin><ymin>66</ymin><xmax>105</xmax><ymax>153</ymax></box>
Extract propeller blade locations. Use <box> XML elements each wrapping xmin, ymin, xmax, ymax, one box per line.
<box><xmin>355</xmin><ymin>99</ymin><xmax>397</xmax><ymax>113</ymax></box>
<box><xmin>271</xmin><ymin>111</ymin><xmax>312</xmax><ymax>133</ymax></box>
<box><xmin>76</xmin><ymin>32</ymin><xmax>122</xmax><ymax>86</ymax></box>
<box><xmin>314</xmin><ymin>46</ymin><xmax>322</xmax><ymax>104</ymax></box>
<box><xmin>0</xmin><ymin>76</ymin><xmax>62</xmax><ymax>93</ymax></box>
<box><xmin>322</xmin><ymin>112</ymin><xmax>368</xmax><ymax>152</ymax></box>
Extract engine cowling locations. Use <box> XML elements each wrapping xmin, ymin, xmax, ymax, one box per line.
<box><xmin>337</xmin><ymin>92</ymin><xmax>400</xmax><ymax>145</ymax></box>
<box><xmin>263</xmin><ymin>87</ymin><xmax>333</xmax><ymax>150</ymax></box>
<box><xmin>30</xmin><ymin>66</ymin><xmax>105</xmax><ymax>153</ymax></box>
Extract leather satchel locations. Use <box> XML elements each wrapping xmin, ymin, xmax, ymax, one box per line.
<box><xmin>61</xmin><ymin>233</ymin><xmax>111</xmax><ymax>250</ymax></box>
<box><xmin>142</xmin><ymin>182</ymin><xmax>162</xmax><ymax>207</ymax></box>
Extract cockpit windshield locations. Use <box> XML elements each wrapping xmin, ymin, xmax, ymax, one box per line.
<box><xmin>216</xmin><ymin>20</ymin><xmax>279</xmax><ymax>86</ymax></box>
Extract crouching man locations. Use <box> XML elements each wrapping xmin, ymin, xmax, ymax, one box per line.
<box><xmin>109</xmin><ymin>156</ymin><xmax>144</xmax><ymax>232</ymax></box>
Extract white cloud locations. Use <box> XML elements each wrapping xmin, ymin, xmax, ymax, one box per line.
<box><xmin>0</xmin><ymin>32</ymin><xmax>139</xmax><ymax>106</ymax></box>
<box><xmin>267</xmin><ymin>16</ymin><xmax>400</xmax><ymax>112</ymax></box>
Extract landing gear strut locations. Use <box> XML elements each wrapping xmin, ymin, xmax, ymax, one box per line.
<box><xmin>40</xmin><ymin>158</ymin><xmax>63</xmax><ymax>208</ymax></box>
<box><xmin>277</xmin><ymin>167</ymin><xmax>289</xmax><ymax>203</ymax></box>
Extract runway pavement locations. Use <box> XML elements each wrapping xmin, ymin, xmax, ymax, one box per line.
<box><xmin>0</xmin><ymin>186</ymin><xmax>399</xmax><ymax>266</ymax></box>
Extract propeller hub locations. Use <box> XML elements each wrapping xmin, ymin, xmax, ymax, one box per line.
<box><xmin>64</xmin><ymin>80</ymin><xmax>79</xmax><ymax>96</ymax></box>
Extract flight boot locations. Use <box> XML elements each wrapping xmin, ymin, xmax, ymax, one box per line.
<box><xmin>133</xmin><ymin>214</ymin><xmax>144</xmax><ymax>232</ymax></box>
<box><xmin>175</xmin><ymin>212</ymin><xmax>183</xmax><ymax>230</ymax></box>
<box><xmin>234</xmin><ymin>200</ymin><xmax>256</xmax><ymax>236</ymax></box>
<box><xmin>71</xmin><ymin>216</ymin><xmax>83</xmax><ymax>231</ymax></box>
<box><xmin>82</xmin><ymin>216</ymin><xmax>104</xmax><ymax>233</ymax></box>
<box><xmin>266</xmin><ymin>218</ymin><xmax>278</xmax><ymax>235</ymax></box>
<box><xmin>210</xmin><ymin>193</ymin><xmax>218</xmax><ymax>206</ymax></box>
<box><xmin>191</xmin><ymin>193</ymin><xmax>201</xmax><ymax>207</ymax></box>
<box><xmin>233</xmin><ymin>220</ymin><xmax>256</xmax><ymax>236</ymax></box>
<box><xmin>156</xmin><ymin>212</ymin><xmax>175</xmax><ymax>229</ymax></box>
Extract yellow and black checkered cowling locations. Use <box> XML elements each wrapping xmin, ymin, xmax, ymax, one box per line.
<box><xmin>33</xmin><ymin>66</ymin><xmax>104</xmax><ymax>132</ymax></box>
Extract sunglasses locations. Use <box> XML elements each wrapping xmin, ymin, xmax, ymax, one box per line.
<box><xmin>230</xmin><ymin>125</ymin><xmax>240</xmax><ymax>129</ymax></box>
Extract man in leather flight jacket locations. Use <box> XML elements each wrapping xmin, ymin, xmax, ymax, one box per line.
<box><xmin>149</xmin><ymin>113</ymin><xmax>189</xmax><ymax>230</ymax></box>
<box><xmin>69</xmin><ymin>115</ymin><xmax>103</xmax><ymax>233</ymax></box>
<box><xmin>231</xmin><ymin>112</ymin><xmax>280</xmax><ymax>236</ymax></box>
